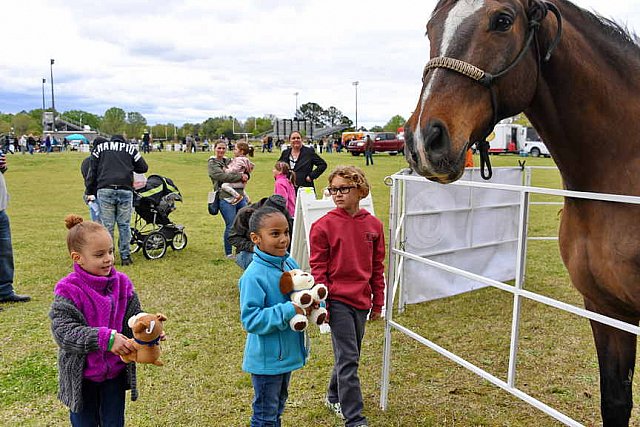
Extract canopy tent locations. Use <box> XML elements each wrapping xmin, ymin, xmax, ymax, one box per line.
<box><xmin>64</xmin><ymin>134</ymin><xmax>88</xmax><ymax>142</ymax></box>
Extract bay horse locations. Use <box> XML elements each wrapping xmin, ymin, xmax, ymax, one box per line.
<box><xmin>404</xmin><ymin>0</ymin><xmax>640</xmax><ymax>425</ymax></box>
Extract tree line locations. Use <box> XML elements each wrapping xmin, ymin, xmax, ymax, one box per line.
<box><xmin>0</xmin><ymin>103</ymin><xmax>406</xmax><ymax>140</ymax></box>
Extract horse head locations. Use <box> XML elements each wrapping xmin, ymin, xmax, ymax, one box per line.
<box><xmin>405</xmin><ymin>0</ymin><xmax>560</xmax><ymax>183</ymax></box>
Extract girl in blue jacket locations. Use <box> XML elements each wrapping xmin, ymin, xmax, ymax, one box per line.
<box><xmin>239</xmin><ymin>206</ymin><xmax>308</xmax><ymax>426</ymax></box>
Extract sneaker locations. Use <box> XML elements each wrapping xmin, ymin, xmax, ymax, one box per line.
<box><xmin>226</xmin><ymin>254</ymin><xmax>236</xmax><ymax>260</ymax></box>
<box><xmin>324</xmin><ymin>396</ymin><xmax>345</xmax><ymax>420</ymax></box>
<box><xmin>121</xmin><ymin>257</ymin><xmax>133</xmax><ymax>266</ymax></box>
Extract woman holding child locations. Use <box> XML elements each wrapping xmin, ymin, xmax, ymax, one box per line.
<box><xmin>208</xmin><ymin>141</ymin><xmax>250</xmax><ymax>258</ymax></box>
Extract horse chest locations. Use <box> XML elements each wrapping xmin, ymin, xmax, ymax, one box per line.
<box><xmin>559</xmin><ymin>201</ymin><xmax>640</xmax><ymax>316</ymax></box>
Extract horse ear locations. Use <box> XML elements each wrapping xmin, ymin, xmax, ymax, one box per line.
<box><xmin>527</xmin><ymin>0</ymin><xmax>548</xmax><ymax>24</ymax></box>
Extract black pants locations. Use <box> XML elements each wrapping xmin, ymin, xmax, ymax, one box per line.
<box><xmin>327</xmin><ymin>300</ymin><xmax>369</xmax><ymax>427</ymax></box>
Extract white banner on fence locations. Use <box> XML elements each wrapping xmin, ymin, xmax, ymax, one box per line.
<box><xmin>402</xmin><ymin>168</ymin><xmax>522</xmax><ymax>303</ymax></box>
<box><xmin>291</xmin><ymin>187</ymin><xmax>374</xmax><ymax>271</ymax></box>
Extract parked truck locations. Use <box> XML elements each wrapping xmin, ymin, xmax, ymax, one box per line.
<box><xmin>346</xmin><ymin>132</ymin><xmax>404</xmax><ymax>156</ymax></box>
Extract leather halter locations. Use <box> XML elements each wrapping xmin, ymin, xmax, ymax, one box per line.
<box><xmin>421</xmin><ymin>1</ymin><xmax>563</xmax><ymax>180</ymax></box>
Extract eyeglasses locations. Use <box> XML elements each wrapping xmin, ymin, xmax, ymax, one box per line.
<box><xmin>327</xmin><ymin>186</ymin><xmax>356</xmax><ymax>195</ymax></box>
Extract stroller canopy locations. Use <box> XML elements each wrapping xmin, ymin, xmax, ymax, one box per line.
<box><xmin>137</xmin><ymin>175</ymin><xmax>182</xmax><ymax>205</ymax></box>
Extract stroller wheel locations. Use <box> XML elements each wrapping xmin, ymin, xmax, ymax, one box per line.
<box><xmin>130</xmin><ymin>228</ymin><xmax>142</xmax><ymax>254</ymax></box>
<box><xmin>142</xmin><ymin>231</ymin><xmax>167</xmax><ymax>260</ymax></box>
<box><xmin>171</xmin><ymin>231</ymin><xmax>188</xmax><ymax>251</ymax></box>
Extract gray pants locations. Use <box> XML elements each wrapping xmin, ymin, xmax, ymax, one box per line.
<box><xmin>327</xmin><ymin>300</ymin><xmax>369</xmax><ymax>427</ymax></box>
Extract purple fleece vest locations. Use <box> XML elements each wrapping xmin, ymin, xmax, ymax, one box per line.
<box><xmin>54</xmin><ymin>263</ymin><xmax>134</xmax><ymax>382</ymax></box>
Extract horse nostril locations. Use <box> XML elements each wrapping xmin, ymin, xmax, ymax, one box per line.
<box><xmin>426</xmin><ymin>124</ymin><xmax>444</xmax><ymax>152</ymax></box>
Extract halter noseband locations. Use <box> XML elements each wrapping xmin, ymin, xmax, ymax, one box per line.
<box><xmin>422</xmin><ymin>0</ymin><xmax>562</xmax><ymax>180</ymax></box>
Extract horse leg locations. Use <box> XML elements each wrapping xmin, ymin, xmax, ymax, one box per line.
<box><xmin>585</xmin><ymin>298</ymin><xmax>637</xmax><ymax>427</ymax></box>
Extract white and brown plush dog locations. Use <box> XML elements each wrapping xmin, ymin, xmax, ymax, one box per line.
<box><xmin>279</xmin><ymin>269</ymin><xmax>328</xmax><ymax>331</ymax></box>
<box><xmin>120</xmin><ymin>312</ymin><xmax>167</xmax><ymax>366</ymax></box>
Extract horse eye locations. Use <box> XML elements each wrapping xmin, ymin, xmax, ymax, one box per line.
<box><xmin>492</xmin><ymin>14</ymin><xmax>513</xmax><ymax>32</ymax></box>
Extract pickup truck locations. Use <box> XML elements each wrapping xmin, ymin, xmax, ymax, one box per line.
<box><xmin>346</xmin><ymin>132</ymin><xmax>404</xmax><ymax>156</ymax></box>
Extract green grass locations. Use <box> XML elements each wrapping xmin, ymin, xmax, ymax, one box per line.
<box><xmin>0</xmin><ymin>150</ymin><xmax>636</xmax><ymax>426</ymax></box>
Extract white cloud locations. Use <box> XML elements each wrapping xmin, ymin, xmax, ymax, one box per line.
<box><xmin>2</xmin><ymin>0</ymin><xmax>638</xmax><ymax>128</ymax></box>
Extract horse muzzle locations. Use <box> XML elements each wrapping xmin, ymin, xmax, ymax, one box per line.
<box><xmin>404</xmin><ymin>122</ymin><xmax>465</xmax><ymax>183</ymax></box>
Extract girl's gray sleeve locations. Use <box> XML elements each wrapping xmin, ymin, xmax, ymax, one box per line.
<box><xmin>49</xmin><ymin>295</ymin><xmax>100</xmax><ymax>355</ymax></box>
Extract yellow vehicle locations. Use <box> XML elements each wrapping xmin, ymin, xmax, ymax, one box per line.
<box><xmin>341</xmin><ymin>131</ymin><xmax>374</xmax><ymax>145</ymax></box>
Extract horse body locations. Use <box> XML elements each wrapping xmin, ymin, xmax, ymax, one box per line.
<box><xmin>405</xmin><ymin>0</ymin><xmax>640</xmax><ymax>424</ymax></box>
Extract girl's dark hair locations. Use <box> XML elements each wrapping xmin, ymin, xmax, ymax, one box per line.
<box><xmin>274</xmin><ymin>161</ymin><xmax>296</xmax><ymax>186</ymax></box>
<box><xmin>249</xmin><ymin>207</ymin><xmax>287</xmax><ymax>234</ymax></box>
<box><xmin>65</xmin><ymin>214</ymin><xmax>109</xmax><ymax>252</ymax></box>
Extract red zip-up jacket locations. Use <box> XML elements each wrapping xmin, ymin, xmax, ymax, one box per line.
<box><xmin>309</xmin><ymin>207</ymin><xmax>386</xmax><ymax>313</ymax></box>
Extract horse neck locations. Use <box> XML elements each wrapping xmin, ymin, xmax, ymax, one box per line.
<box><xmin>525</xmin><ymin>2</ymin><xmax>640</xmax><ymax>194</ymax></box>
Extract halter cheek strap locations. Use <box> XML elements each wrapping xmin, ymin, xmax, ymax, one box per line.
<box><xmin>422</xmin><ymin>0</ymin><xmax>563</xmax><ymax>180</ymax></box>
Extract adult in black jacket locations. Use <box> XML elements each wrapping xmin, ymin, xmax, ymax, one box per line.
<box><xmin>85</xmin><ymin>135</ymin><xmax>148</xmax><ymax>265</ymax></box>
<box><xmin>278</xmin><ymin>131</ymin><xmax>327</xmax><ymax>195</ymax></box>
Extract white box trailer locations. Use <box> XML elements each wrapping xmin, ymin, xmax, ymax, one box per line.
<box><xmin>487</xmin><ymin>123</ymin><xmax>527</xmax><ymax>153</ymax></box>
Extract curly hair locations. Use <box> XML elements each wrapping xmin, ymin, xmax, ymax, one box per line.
<box><xmin>327</xmin><ymin>165</ymin><xmax>370</xmax><ymax>198</ymax></box>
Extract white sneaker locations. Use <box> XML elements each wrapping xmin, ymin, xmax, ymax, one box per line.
<box><xmin>324</xmin><ymin>396</ymin><xmax>345</xmax><ymax>420</ymax></box>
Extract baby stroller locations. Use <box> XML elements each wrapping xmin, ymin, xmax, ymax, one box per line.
<box><xmin>130</xmin><ymin>174</ymin><xmax>188</xmax><ymax>259</ymax></box>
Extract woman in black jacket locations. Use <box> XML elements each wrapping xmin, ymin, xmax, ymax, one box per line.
<box><xmin>278</xmin><ymin>131</ymin><xmax>327</xmax><ymax>195</ymax></box>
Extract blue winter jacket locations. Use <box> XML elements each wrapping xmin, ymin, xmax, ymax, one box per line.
<box><xmin>239</xmin><ymin>247</ymin><xmax>307</xmax><ymax>375</ymax></box>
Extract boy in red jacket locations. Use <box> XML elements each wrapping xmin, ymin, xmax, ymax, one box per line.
<box><xmin>309</xmin><ymin>165</ymin><xmax>385</xmax><ymax>427</ymax></box>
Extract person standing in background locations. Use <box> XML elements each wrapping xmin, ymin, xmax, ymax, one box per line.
<box><xmin>85</xmin><ymin>135</ymin><xmax>148</xmax><ymax>266</ymax></box>
<box><xmin>142</xmin><ymin>130</ymin><xmax>151</xmax><ymax>154</ymax></box>
<box><xmin>278</xmin><ymin>131</ymin><xmax>327</xmax><ymax>195</ymax></box>
<box><xmin>273</xmin><ymin>161</ymin><xmax>296</xmax><ymax>217</ymax></box>
<box><xmin>0</xmin><ymin>152</ymin><xmax>31</xmax><ymax>306</ymax></box>
<box><xmin>364</xmin><ymin>135</ymin><xmax>374</xmax><ymax>166</ymax></box>
<box><xmin>208</xmin><ymin>141</ymin><xmax>249</xmax><ymax>259</ymax></box>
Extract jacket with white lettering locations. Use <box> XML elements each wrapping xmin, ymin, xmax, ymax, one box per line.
<box><xmin>85</xmin><ymin>136</ymin><xmax>148</xmax><ymax>195</ymax></box>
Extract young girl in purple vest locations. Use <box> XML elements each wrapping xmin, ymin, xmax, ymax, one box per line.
<box><xmin>50</xmin><ymin>215</ymin><xmax>150</xmax><ymax>426</ymax></box>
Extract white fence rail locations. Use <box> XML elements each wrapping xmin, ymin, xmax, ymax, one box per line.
<box><xmin>380</xmin><ymin>168</ymin><xmax>640</xmax><ymax>426</ymax></box>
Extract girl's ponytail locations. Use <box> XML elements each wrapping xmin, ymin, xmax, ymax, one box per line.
<box><xmin>275</xmin><ymin>161</ymin><xmax>296</xmax><ymax>187</ymax></box>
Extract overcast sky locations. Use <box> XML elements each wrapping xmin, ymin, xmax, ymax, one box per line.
<box><xmin>2</xmin><ymin>0</ymin><xmax>639</xmax><ymax>129</ymax></box>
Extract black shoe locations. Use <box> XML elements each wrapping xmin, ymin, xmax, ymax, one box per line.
<box><xmin>121</xmin><ymin>257</ymin><xmax>133</xmax><ymax>266</ymax></box>
<box><xmin>0</xmin><ymin>293</ymin><xmax>31</xmax><ymax>303</ymax></box>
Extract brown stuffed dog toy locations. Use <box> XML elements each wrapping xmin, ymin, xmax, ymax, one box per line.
<box><xmin>120</xmin><ymin>312</ymin><xmax>167</xmax><ymax>366</ymax></box>
<box><xmin>280</xmin><ymin>269</ymin><xmax>328</xmax><ymax>331</ymax></box>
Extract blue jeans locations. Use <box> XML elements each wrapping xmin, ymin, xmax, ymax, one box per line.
<box><xmin>0</xmin><ymin>210</ymin><xmax>16</xmax><ymax>298</ymax></box>
<box><xmin>250</xmin><ymin>372</ymin><xmax>291</xmax><ymax>427</ymax></box>
<box><xmin>219</xmin><ymin>197</ymin><xmax>248</xmax><ymax>256</ymax></box>
<box><xmin>236</xmin><ymin>250</ymin><xmax>253</xmax><ymax>270</ymax></box>
<box><xmin>70</xmin><ymin>373</ymin><xmax>126</xmax><ymax>427</ymax></box>
<box><xmin>365</xmin><ymin>150</ymin><xmax>374</xmax><ymax>165</ymax></box>
<box><xmin>97</xmin><ymin>188</ymin><xmax>133</xmax><ymax>259</ymax></box>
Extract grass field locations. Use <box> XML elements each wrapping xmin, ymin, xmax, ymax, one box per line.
<box><xmin>0</xmin><ymin>149</ymin><xmax>637</xmax><ymax>426</ymax></box>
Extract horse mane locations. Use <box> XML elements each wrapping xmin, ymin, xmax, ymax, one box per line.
<box><xmin>560</xmin><ymin>0</ymin><xmax>640</xmax><ymax>57</ymax></box>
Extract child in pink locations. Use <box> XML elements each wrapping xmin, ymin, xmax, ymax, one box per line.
<box><xmin>222</xmin><ymin>141</ymin><xmax>254</xmax><ymax>204</ymax></box>
<box><xmin>273</xmin><ymin>161</ymin><xmax>296</xmax><ymax>217</ymax></box>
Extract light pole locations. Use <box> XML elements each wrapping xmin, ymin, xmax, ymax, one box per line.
<box><xmin>352</xmin><ymin>81</ymin><xmax>359</xmax><ymax>130</ymax></box>
<box><xmin>294</xmin><ymin>92</ymin><xmax>299</xmax><ymax>118</ymax></box>
<box><xmin>41</xmin><ymin>78</ymin><xmax>46</xmax><ymax>111</ymax></box>
<box><xmin>50</xmin><ymin>59</ymin><xmax>56</xmax><ymax>131</ymax></box>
